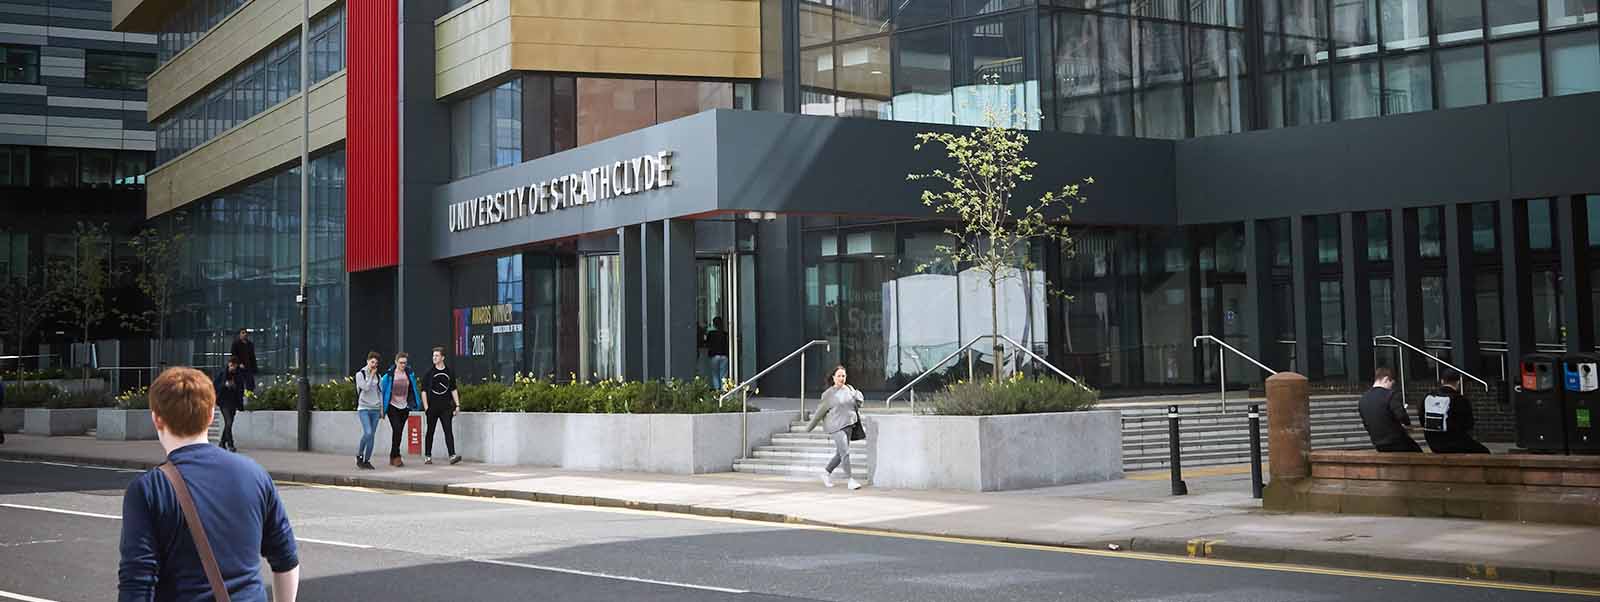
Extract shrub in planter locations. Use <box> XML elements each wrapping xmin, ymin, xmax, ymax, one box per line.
<box><xmin>459</xmin><ymin>381</ymin><xmax>511</xmax><ymax>412</ymax></box>
<box><xmin>246</xmin><ymin>380</ymin><xmax>299</xmax><ymax>411</ymax></box>
<box><xmin>45</xmin><ymin>391</ymin><xmax>114</xmax><ymax>409</ymax></box>
<box><xmin>312</xmin><ymin>378</ymin><xmax>357</xmax><ymax>411</ymax></box>
<box><xmin>5</xmin><ymin>383</ymin><xmax>63</xmax><ymax>407</ymax></box>
<box><xmin>920</xmin><ymin>374</ymin><xmax>1098</xmax><ymax>416</ymax></box>
<box><xmin>116</xmin><ymin>386</ymin><xmax>151</xmax><ymax>410</ymax></box>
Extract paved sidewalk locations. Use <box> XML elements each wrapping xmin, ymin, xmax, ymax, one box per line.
<box><xmin>3</xmin><ymin>435</ymin><xmax>1598</xmax><ymax>590</ymax></box>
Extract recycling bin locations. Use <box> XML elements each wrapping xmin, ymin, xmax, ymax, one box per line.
<box><xmin>1563</xmin><ymin>354</ymin><xmax>1599</xmax><ymax>453</ymax></box>
<box><xmin>1515</xmin><ymin>354</ymin><xmax>1566</xmax><ymax>453</ymax></box>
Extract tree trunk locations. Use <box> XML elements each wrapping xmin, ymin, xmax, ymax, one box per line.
<box><xmin>990</xmin><ymin>274</ymin><xmax>1001</xmax><ymax>383</ymax></box>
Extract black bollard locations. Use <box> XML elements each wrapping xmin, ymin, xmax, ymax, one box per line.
<box><xmin>1168</xmin><ymin>404</ymin><xmax>1187</xmax><ymax>496</ymax></box>
<box><xmin>1248</xmin><ymin>404</ymin><xmax>1264</xmax><ymax>499</ymax></box>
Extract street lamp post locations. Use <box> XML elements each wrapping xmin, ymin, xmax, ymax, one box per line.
<box><xmin>295</xmin><ymin>0</ymin><xmax>311</xmax><ymax>452</ymax></box>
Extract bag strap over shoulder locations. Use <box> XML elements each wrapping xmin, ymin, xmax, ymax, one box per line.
<box><xmin>158</xmin><ymin>462</ymin><xmax>231</xmax><ymax>602</ymax></box>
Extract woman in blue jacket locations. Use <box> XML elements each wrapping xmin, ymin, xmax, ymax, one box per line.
<box><xmin>378</xmin><ymin>352</ymin><xmax>424</xmax><ymax>467</ymax></box>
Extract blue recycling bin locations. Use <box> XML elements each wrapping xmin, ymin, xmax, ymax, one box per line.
<box><xmin>1563</xmin><ymin>354</ymin><xmax>1599</xmax><ymax>453</ymax></box>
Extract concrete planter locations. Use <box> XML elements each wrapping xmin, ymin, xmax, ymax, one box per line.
<box><xmin>230</xmin><ymin>410</ymin><xmax>798</xmax><ymax>474</ymax></box>
<box><xmin>868</xmin><ymin>410</ymin><xmax>1123</xmax><ymax>492</ymax></box>
<box><xmin>97</xmin><ymin>409</ymin><xmax>158</xmax><ymax>441</ymax></box>
<box><xmin>23</xmin><ymin>408</ymin><xmax>101</xmax><ymax>436</ymax></box>
<box><xmin>1</xmin><ymin>408</ymin><xmax>21</xmax><ymax>433</ymax></box>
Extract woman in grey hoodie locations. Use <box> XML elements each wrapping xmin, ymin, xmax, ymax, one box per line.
<box><xmin>807</xmin><ymin>364</ymin><xmax>864</xmax><ymax>490</ymax></box>
<box><xmin>353</xmin><ymin>352</ymin><xmax>384</xmax><ymax>470</ymax></box>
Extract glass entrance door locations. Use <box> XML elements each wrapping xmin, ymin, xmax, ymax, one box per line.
<box><xmin>697</xmin><ymin>254</ymin><xmax>756</xmax><ymax>389</ymax></box>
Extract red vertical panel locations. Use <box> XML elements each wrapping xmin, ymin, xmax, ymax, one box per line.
<box><xmin>345</xmin><ymin>0</ymin><xmax>400</xmax><ymax>272</ymax></box>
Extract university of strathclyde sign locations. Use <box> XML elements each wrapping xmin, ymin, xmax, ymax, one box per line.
<box><xmin>447</xmin><ymin>151</ymin><xmax>676</xmax><ymax>233</ymax></box>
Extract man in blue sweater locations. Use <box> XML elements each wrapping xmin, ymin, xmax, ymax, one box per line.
<box><xmin>119</xmin><ymin>367</ymin><xmax>300</xmax><ymax>601</ymax></box>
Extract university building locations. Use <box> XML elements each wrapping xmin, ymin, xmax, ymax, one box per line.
<box><xmin>109</xmin><ymin>0</ymin><xmax>1600</xmax><ymax>397</ymax></box>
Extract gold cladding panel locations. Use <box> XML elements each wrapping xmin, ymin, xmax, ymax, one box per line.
<box><xmin>436</xmin><ymin>0</ymin><xmax>759</xmax><ymax>99</ymax></box>
<box><xmin>146</xmin><ymin>73</ymin><xmax>347</xmax><ymax>218</ymax></box>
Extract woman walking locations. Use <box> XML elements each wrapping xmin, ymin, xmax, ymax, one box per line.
<box><xmin>378</xmin><ymin>352</ymin><xmax>424</xmax><ymax>467</ymax></box>
<box><xmin>353</xmin><ymin>352</ymin><xmax>384</xmax><ymax>470</ymax></box>
<box><xmin>806</xmin><ymin>365</ymin><xmax>865</xmax><ymax>490</ymax></box>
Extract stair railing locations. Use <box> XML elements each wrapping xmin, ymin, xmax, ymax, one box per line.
<box><xmin>1192</xmin><ymin>335</ymin><xmax>1277</xmax><ymax>414</ymax></box>
<box><xmin>718</xmin><ymin>339</ymin><xmax>830</xmax><ymax>460</ymax></box>
<box><xmin>884</xmin><ymin>334</ymin><xmax>1087</xmax><ymax>413</ymax></box>
<box><xmin>1371</xmin><ymin>335</ymin><xmax>1490</xmax><ymax>409</ymax></box>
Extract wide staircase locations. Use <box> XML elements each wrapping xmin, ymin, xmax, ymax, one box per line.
<box><xmin>729</xmin><ymin>396</ymin><xmax>1372</xmax><ymax>477</ymax></box>
<box><xmin>1117</xmin><ymin>397</ymin><xmax>1372</xmax><ymax>472</ymax></box>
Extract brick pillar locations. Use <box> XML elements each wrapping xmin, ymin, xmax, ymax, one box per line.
<box><xmin>1264</xmin><ymin>371</ymin><xmax>1311</xmax><ymax>508</ymax></box>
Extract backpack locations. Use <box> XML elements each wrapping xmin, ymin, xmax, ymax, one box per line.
<box><xmin>1422</xmin><ymin>394</ymin><xmax>1451</xmax><ymax>432</ymax></box>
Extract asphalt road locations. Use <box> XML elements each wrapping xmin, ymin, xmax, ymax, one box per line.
<box><xmin>1</xmin><ymin>457</ymin><xmax>1595</xmax><ymax>602</ymax></box>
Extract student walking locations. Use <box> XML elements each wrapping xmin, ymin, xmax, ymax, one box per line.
<box><xmin>212</xmin><ymin>358</ymin><xmax>246</xmax><ymax>452</ymax></box>
<box><xmin>378</xmin><ymin>353</ymin><xmax>423</xmax><ymax>467</ymax></box>
<box><xmin>231</xmin><ymin>328</ymin><xmax>258</xmax><ymax>391</ymax></box>
<box><xmin>705</xmin><ymin>317</ymin><xmax>730</xmax><ymax>389</ymax></box>
<box><xmin>1358</xmin><ymin>367</ymin><xmax>1422</xmax><ymax>453</ymax></box>
<box><xmin>353</xmin><ymin>352</ymin><xmax>384</xmax><ymax>470</ymax></box>
<box><xmin>118</xmin><ymin>367</ymin><xmax>300</xmax><ymax>602</ymax></box>
<box><xmin>423</xmin><ymin>346</ymin><xmax>462</xmax><ymax>465</ymax></box>
<box><xmin>1421</xmin><ymin>371</ymin><xmax>1491</xmax><ymax>454</ymax></box>
<box><xmin>806</xmin><ymin>365</ymin><xmax>865</xmax><ymax>490</ymax></box>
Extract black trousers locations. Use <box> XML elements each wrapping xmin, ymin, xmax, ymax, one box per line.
<box><xmin>220</xmin><ymin>407</ymin><xmax>238</xmax><ymax>448</ymax></box>
<box><xmin>425</xmin><ymin>409</ymin><xmax>456</xmax><ymax>457</ymax></box>
<box><xmin>387</xmin><ymin>407</ymin><xmax>410</xmax><ymax>458</ymax></box>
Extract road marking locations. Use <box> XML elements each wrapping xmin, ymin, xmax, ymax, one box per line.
<box><xmin>291</xmin><ymin>483</ymin><xmax>1600</xmax><ymax>598</ymax></box>
<box><xmin>0</xmin><ymin>589</ymin><xmax>60</xmax><ymax>602</ymax></box>
<box><xmin>297</xmin><ymin>537</ymin><xmax>372</xmax><ymax>549</ymax></box>
<box><xmin>0</xmin><ymin>504</ymin><xmax>121</xmax><ymax>520</ymax></box>
<box><xmin>476</xmin><ymin>559</ymin><xmax>747</xmax><ymax>594</ymax></box>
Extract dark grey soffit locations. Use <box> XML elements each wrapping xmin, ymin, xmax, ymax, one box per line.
<box><xmin>430</xmin><ymin>109</ymin><xmax>1178</xmax><ymax>262</ymax></box>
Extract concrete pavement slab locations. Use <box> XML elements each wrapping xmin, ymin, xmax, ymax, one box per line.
<box><xmin>3</xmin><ymin>434</ymin><xmax>1598</xmax><ymax>592</ymax></box>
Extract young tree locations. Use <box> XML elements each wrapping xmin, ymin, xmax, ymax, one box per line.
<box><xmin>119</xmin><ymin>222</ymin><xmax>186</xmax><ymax>367</ymax></box>
<box><xmin>51</xmin><ymin>222</ymin><xmax>116</xmax><ymax>381</ymax></box>
<box><xmin>909</xmin><ymin>89</ymin><xmax>1091</xmax><ymax>383</ymax></box>
<box><xmin>0</xmin><ymin>265</ymin><xmax>55</xmax><ymax>375</ymax></box>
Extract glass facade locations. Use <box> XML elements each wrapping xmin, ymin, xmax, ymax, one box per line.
<box><xmin>0</xmin><ymin>146</ymin><xmax>149</xmax><ymax>189</ymax></box>
<box><xmin>85</xmin><ymin>51</ymin><xmax>156</xmax><ymax>90</ymax></box>
<box><xmin>158</xmin><ymin>0</ymin><xmax>250</xmax><ymax>63</ymax></box>
<box><xmin>158</xmin><ymin>151</ymin><xmax>346</xmax><ymax>381</ymax></box>
<box><xmin>792</xmin><ymin>0</ymin><xmax>1599</xmax><ymax>137</ymax></box>
<box><xmin>154</xmin><ymin>5</ymin><xmax>346</xmax><ymax>166</ymax></box>
<box><xmin>451</xmin><ymin>79</ymin><xmax>523</xmax><ymax>179</ymax></box>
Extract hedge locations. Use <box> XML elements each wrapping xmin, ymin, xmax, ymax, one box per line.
<box><xmin>3</xmin><ymin>382</ymin><xmax>114</xmax><ymax>409</ymax></box>
<box><xmin>919</xmin><ymin>373</ymin><xmax>1099</xmax><ymax>416</ymax></box>
<box><xmin>245</xmin><ymin>374</ymin><xmax>726</xmax><ymax>414</ymax></box>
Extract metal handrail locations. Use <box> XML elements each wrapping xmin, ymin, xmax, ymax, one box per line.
<box><xmin>885</xmin><ymin>334</ymin><xmax>1087</xmax><ymax>413</ymax></box>
<box><xmin>718</xmin><ymin>339</ymin><xmax>830</xmax><ymax>461</ymax></box>
<box><xmin>1373</xmin><ymin>334</ymin><xmax>1490</xmax><ymax>410</ymax></box>
<box><xmin>1193</xmin><ymin>335</ymin><xmax>1277</xmax><ymax>414</ymax></box>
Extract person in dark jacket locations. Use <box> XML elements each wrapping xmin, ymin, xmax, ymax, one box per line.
<box><xmin>213</xmin><ymin>358</ymin><xmax>245</xmax><ymax>452</ymax></box>
<box><xmin>1358</xmin><ymin>367</ymin><xmax>1421</xmax><ymax>452</ymax></box>
<box><xmin>1420</xmin><ymin>371</ymin><xmax>1491</xmax><ymax>454</ymax></box>
<box><xmin>119</xmin><ymin>366</ymin><xmax>299</xmax><ymax>602</ymax></box>
<box><xmin>230</xmin><ymin>328</ymin><xmax>257</xmax><ymax>391</ymax></box>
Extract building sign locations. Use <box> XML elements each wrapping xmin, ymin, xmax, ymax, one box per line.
<box><xmin>457</xmin><ymin>303</ymin><xmax>520</xmax><ymax>357</ymax></box>
<box><xmin>447</xmin><ymin>151</ymin><xmax>676</xmax><ymax>233</ymax></box>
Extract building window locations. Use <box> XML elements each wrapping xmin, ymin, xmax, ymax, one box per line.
<box><xmin>1491</xmin><ymin>38</ymin><xmax>1544</xmax><ymax>102</ymax></box>
<box><xmin>45</xmin><ymin>150</ymin><xmax>77</xmax><ymax>188</ymax></box>
<box><xmin>158</xmin><ymin>0</ymin><xmax>249</xmax><ymax>64</ymax></box>
<box><xmin>85</xmin><ymin>52</ymin><xmax>156</xmax><ymax>90</ymax></box>
<box><xmin>1471</xmin><ymin>202</ymin><xmax>1498</xmax><ymax>253</ymax></box>
<box><xmin>0</xmin><ymin>146</ymin><xmax>29</xmax><ymax>187</ymax></box>
<box><xmin>1528</xmin><ymin>198</ymin><xmax>1555</xmax><ymax>250</ymax></box>
<box><xmin>1316</xmin><ymin>214</ymin><xmax>1340</xmax><ymax>263</ymax></box>
<box><xmin>1366</xmin><ymin>210</ymin><xmax>1391</xmax><ymax>261</ymax></box>
<box><xmin>1418</xmin><ymin>206</ymin><xmax>1443</xmax><ymax>258</ymax></box>
<box><xmin>452</xmin><ymin>79</ymin><xmax>522</xmax><ymax>179</ymax></box>
<box><xmin>153</xmin><ymin>32</ymin><xmax>305</xmax><ymax>165</ymax></box>
<box><xmin>1475</xmin><ymin>272</ymin><xmax>1504</xmax><ymax>341</ymax></box>
<box><xmin>1420</xmin><ymin>275</ymin><xmax>1449</xmax><ymax>341</ymax></box>
<box><xmin>895</xmin><ymin>25</ymin><xmax>954</xmax><ymax>125</ymax></box>
<box><xmin>309</xmin><ymin>4</ymin><xmax>346</xmax><ymax>83</ymax></box>
<box><xmin>0</xmin><ymin>45</ymin><xmax>39</xmax><ymax>84</ymax></box>
<box><xmin>1548</xmin><ymin>31</ymin><xmax>1600</xmax><ymax>96</ymax></box>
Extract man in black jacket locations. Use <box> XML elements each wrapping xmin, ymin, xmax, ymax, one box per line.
<box><xmin>213</xmin><ymin>358</ymin><xmax>245</xmax><ymax>452</ymax></box>
<box><xmin>1420</xmin><ymin>371</ymin><xmax>1491</xmax><ymax>454</ymax></box>
<box><xmin>230</xmin><ymin>328</ymin><xmax>257</xmax><ymax>391</ymax></box>
<box><xmin>1359</xmin><ymin>367</ymin><xmax>1421</xmax><ymax>452</ymax></box>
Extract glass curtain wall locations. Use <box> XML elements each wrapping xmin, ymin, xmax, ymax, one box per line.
<box><xmin>799</xmin><ymin>0</ymin><xmax>1040</xmax><ymax>128</ymax></box>
<box><xmin>163</xmin><ymin>150</ymin><xmax>347</xmax><ymax>381</ymax></box>
<box><xmin>582</xmin><ymin>254</ymin><xmax>623</xmax><ymax>380</ymax></box>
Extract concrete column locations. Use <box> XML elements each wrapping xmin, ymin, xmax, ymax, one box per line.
<box><xmin>1266</xmin><ymin>371</ymin><xmax>1311</xmax><ymax>482</ymax></box>
<box><xmin>1291</xmin><ymin>216</ymin><xmax>1323</xmax><ymax>377</ymax></box>
<box><xmin>1500</xmin><ymin>199</ymin><xmax>1533</xmax><ymax>371</ymax></box>
<box><xmin>622</xmin><ymin>227</ymin><xmax>643</xmax><ymax>381</ymax></box>
<box><xmin>1243</xmin><ymin>219</ymin><xmax>1277</xmax><ymax>367</ymax></box>
<box><xmin>644</xmin><ymin>222</ymin><xmax>666</xmax><ymax>380</ymax></box>
<box><xmin>1342</xmin><ymin>213</ymin><xmax>1373</xmax><ymax>382</ymax></box>
<box><xmin>1445</xmin><ymin>203</ymin><xmax>1480</xmax><ymax>375</ymax></box>
<box><xmin>1392</xmin><ymin>208</ymin><xmax>1424</xmax><ymax>347</ymax></box>
<box><xmin>664</xmin><ymin>219</ymin><xmax>697</xmax><ymax>380</ymax></box>
<box><xmin>1558</xmin><ymin>197</ymin><xmax>1592</xmax><ymax>352</ymax></box>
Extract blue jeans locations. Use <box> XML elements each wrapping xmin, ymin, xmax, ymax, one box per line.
<box><xmin>356</xmin><ymin>409</ymin><xmax>382</xmax><ymax>460</ymax></box>
<box><xmin>710</xmin><ymin>355</ymin><xmax>729</xmax><ymax>390</ymax></box>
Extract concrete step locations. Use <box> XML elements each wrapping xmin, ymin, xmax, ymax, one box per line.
<box><xmin>1119</xmin><ymin>408</ymin><xmax>1361</xmax><ymax>424</ymax></box>
<box><xmin>733</xmin><ymin>458</ymin><xmax>869</xmax><ymax>475</ymax></box>
<box><xmin>1121</xmin><ymin>421</ymin><xmax>1365</xmax><ymax>441</ymax></box>
<box><xmin>752</xmin><ymin>449</ymin><xmax>872</xmax><ymax>462</ymax></box>
<box><xmin>1124</xmin><ymin>441</ymin><xmax>1372</xmax><ymax>471</ymax></box>
<box><xmin>770</xmin><ymin>434</ymin><xmax>868</xmax><ymax>446</ymax></box>
<box><xmin>1122</xmin><ymin>428</ymin><xmax>1370</xmax><ymax>448</ymax></box>
<box><xmin>758</xmin><ymin>442</ymin><xmax>870</xmax><ymax>454</ymax></box>
<box><xmin>1123</xmin><ymin>436</ymin><xmax>1373</xmax><ymax>458</ymax></box>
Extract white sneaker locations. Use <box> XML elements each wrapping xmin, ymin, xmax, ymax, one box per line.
<box><xmin>847</xmin><ymin>479</ymin><xmax>863</xmax><ymax>490</ymax></box>
<box><xmin>424</xmin><ymin>457</ymin><xmax>434</xmax><ymax>465</ymax></box>
<box><xmin>821</xmin><ymin>470</ymin><xmax>835</xmax><ymax>488</ymax></box>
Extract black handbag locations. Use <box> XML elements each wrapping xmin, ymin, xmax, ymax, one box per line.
<box><xmin>848</xmin><ymin>412</ymin><xmax>866</xmax><ymax>441</ymax></box>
